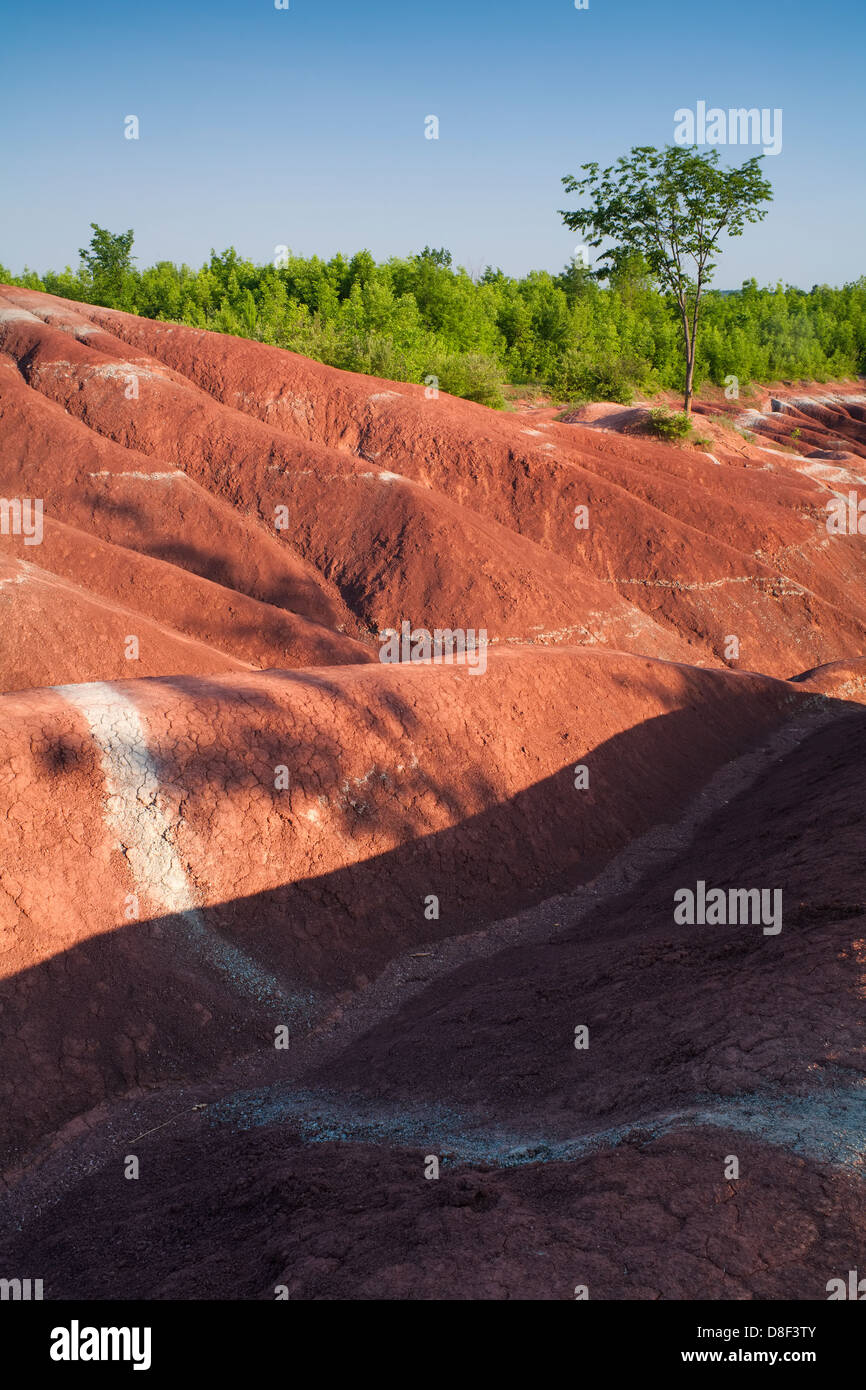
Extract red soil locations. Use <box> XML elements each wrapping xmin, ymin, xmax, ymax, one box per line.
<box><xmin>0</xmin><ymin>515</ymin><xmax>372</xmax><ymax>686</ymax></box>
<box><xmin>4</xmin><ymin>286</ymin><xmax>866</xmax><ymax>678</ymax></box>
<box><xmin>0</xmin><ymin>647</ymin><xmax>809</xmax><ymax>1163</ymax></box>
<box><xmin>1</xmin><ymin>286</ymin><xmax>864</xmax><ymax>1301</ymax></box>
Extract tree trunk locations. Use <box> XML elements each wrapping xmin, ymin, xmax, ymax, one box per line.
<box><xmin>677</xmin><ymin>299</ymin><xmax>693</xmax><ymax>418</ymax></box>
<box><xmin>683</xmin><ymin>348</ymin><xmax>696</xmax><ymax>417</ymax></box>
<box><xmin>684</xmin><ymin>288</ymin><xmax>702</xmax><ymax>416</ymax></box>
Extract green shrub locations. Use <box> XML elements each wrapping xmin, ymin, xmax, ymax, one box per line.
<box><xmin>551</xmin><ymin>348</ymin><xmax>635</xmax><ymax>404</ymax></box>
<box><xmin>648</xmin><ymin>407</ymin><xmax>693</xmax><ymax>440</ymax></box>
<box><xmin>432</xmin><ymin>352</ymin><xmax>505</xmax><ymax>408</ymax></box>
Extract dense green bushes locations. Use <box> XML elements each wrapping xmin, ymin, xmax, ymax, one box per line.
<box><xmin>2</xmin><ymin>234</ymin><xmax>863</xmax><ymax>407</ymax></box>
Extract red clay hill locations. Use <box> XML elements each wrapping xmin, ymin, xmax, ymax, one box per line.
<box><xmin>4</xmin><ymin>283</ymin><xmax>866</xmax><ymax>685</ymax></box>
<box><xmin>1</xmin><ymin>285</ymin><xmax>865</xmax><ymax>1300</ymax></box>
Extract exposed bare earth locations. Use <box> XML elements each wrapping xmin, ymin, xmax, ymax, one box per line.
<box><xmin>0</xmin><ymin>287</ymin><xmax>864</xmax><ymax>1299</ymax></box>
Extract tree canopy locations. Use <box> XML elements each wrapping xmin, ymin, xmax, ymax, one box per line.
<box><xmin>77</xmin><ymin>223</ymin><xmax>137</xmax><ymax>308</ymax></box>
<box><xmin>560</xmin><ymin>145</ymin><xmax>773</xmax><ymax>412</ymax></box>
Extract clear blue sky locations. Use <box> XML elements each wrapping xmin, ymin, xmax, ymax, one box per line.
<box><xmin>2</xmin><ymin>0</ymin><xmax>863</xmax><ymax>288</ymax></box>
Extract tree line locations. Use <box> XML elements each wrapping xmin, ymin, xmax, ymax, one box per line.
<box><xmin>3</xmin><ymin>228</ymin><xmax>863</xmax><ymax>410</ymax></box>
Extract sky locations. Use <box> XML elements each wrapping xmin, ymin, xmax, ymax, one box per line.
<box><xmin>2</xmin><ymin>0</ymin><xmax>864</xmax><ymax>289</ymax></box>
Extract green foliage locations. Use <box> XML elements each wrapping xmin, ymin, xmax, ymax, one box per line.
<box><xmin>4</xmin><ymin>226</ymin><xmax>864</xmax><ymax>410</ymax></box>
<box><xmin>78</xmin><ymin>223</ymin><xmax>137</xmax><ymax>308</ymax></box>
<box><xmin>561</xmin><ymin>145</ymin><xmax>772</xmax><ymax>296</ymax></box>
<box><xmin>560</xmin><ymin>145</ymin><xmax>774</xmax><ymax>410</ymax></box>
<box><xmin>431</xmin><ymin>351</ymin><xmax>504</xmax><ymax>408</ymax></box>
<box><xmin>551</xmin><ymin>347</ymin><xmax>636</xmax><ymax>403</ymax></box>
<box><xmin>648</xmin><ymin>407</ymin><xmax>693</xmax><ymax>440</ymax></box>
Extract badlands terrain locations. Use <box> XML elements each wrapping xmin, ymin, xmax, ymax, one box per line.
<box><xmin>1</xmin><ymin>284</ymin><xmax>865</xmax><ymax>1298</ymax></box>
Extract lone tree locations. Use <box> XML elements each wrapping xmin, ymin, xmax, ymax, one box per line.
<box><xmin>560</xmin><ymin>145</ymin><xmax>772</xmax><ymax>415</ymax></box>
